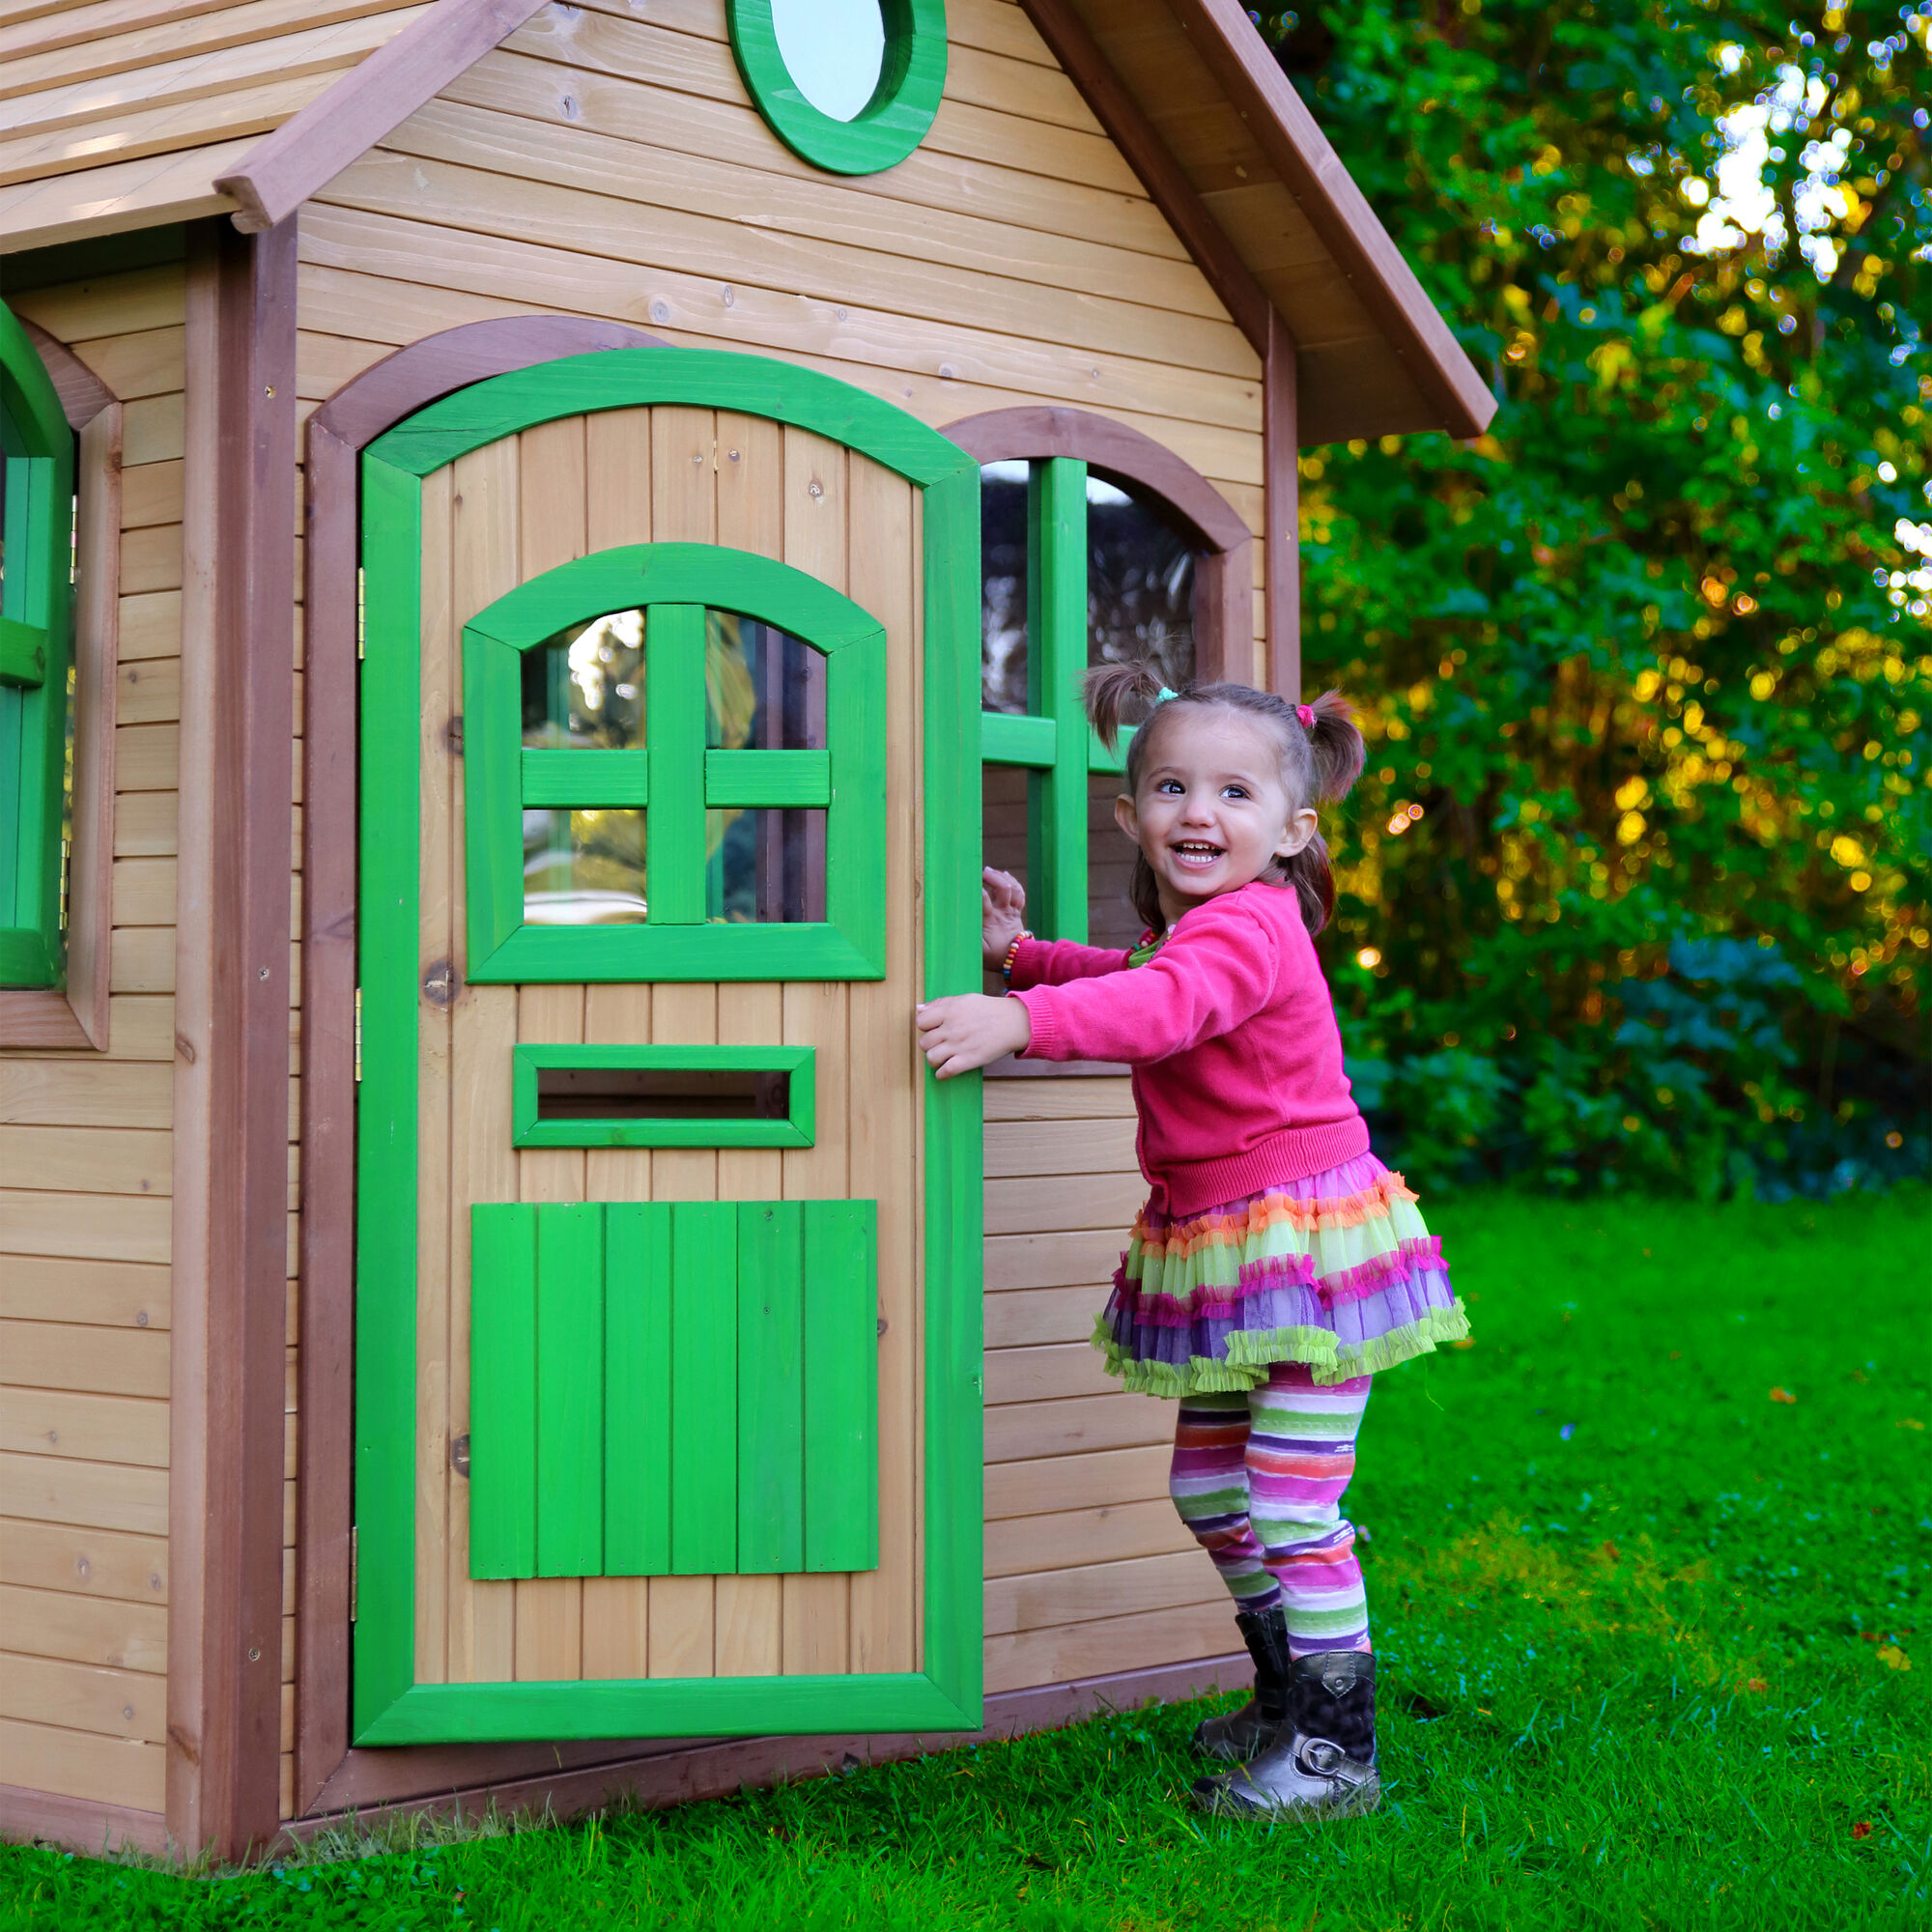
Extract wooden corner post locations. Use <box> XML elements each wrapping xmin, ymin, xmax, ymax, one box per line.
<box><xmin>168</xmin><ymin>215</ymin><xmax>298</xmax><ymax>1863</ymax></box>
<box><xmin>1264</xmin><ymin>308</ymin><xmax>1301</xmax><ymax>700</ymax></box>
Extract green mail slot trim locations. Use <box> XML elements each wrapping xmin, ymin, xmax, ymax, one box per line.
<box><xmin>469</xmin><ymin>1199</ymin><xmax>879</xmax><ymax>1580</ymax></box>
<box><xmin>511</xmin><ymin>1044</ymin><xmax>816</xmax><ymax>1150</ymax></box>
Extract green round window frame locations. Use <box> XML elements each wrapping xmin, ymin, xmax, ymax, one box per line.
<box><xmin>727</xmin><ymin>0</ymin><xmax>947</xmax><ymax>176</ymax></box>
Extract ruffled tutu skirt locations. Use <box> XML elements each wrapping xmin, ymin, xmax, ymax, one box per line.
<box><xmin>1092</xmin><ymin>1152</ymin><xmax>1470</xmax><ymax>1395</ymax></box>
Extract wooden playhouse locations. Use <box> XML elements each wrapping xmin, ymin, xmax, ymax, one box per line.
<box><xmin>0</xmin><ymin>0</ymin><xmax>1494</xmax><ymax>1862</ymax></box>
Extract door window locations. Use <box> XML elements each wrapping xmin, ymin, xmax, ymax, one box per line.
<box><xmin>465</xmin><ymin>542</ymin><xmax>886</xmax><ymax>982</ymax></box>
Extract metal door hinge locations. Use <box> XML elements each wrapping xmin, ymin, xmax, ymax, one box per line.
<box><xmin>356</xmin><ymin>567</ymin><xmax>366</xmax><ymax>660</ymax></box>
<box><xmin>354</xmin><ymin>987</ymin><xmax>363</xmax><ymax>1083</ymax></box>
<box><xmin>349</xmin><ymin>1525</ymin><xmax>358</xmax><ymax>1623</ymax></box>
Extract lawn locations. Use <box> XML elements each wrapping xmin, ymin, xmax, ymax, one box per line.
<box><xmin>4</xmin><ymin>1187</ymin><xmax>1926</xmax><ymax>1931</ymax></box>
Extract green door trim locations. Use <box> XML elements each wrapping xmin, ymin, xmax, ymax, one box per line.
<box><xmin>353</xmin><ymin>350</ymin><xmax>983</xmax><ymax>1744</ymax></box>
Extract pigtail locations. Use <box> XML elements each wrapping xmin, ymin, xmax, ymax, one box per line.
<box><xmin>1082</xmin><ymin>659</ymin><xmax>1169</xmax><ymax>754</ymax></box>
<box><xmin>1274</xmin><ymin>691</ymin><xmax>1360</xmax><ymax>936</ymax></box>
<box><xmin>1302</xmin><ymin>689</ymin><xmax>1367</xmax><ymax>803</ymax></box>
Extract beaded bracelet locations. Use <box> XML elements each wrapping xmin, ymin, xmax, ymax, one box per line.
<box><xmin>1000</xmin><ymin>931</ymin><xmax>1032</xmax><ymax>981</ymax></box>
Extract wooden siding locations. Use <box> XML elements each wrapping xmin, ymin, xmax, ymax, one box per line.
<box><xmin>981</xmin><ymin>1078</ymin><xmax>1227</xmax><ymax>1692</ymax></box>
<box><xmin>296</xmin><ymin>0</ymin><xmax>1268</xmax><ymax>671</ymax></box>
<box><xmin>0</xmin><ymin>263</ymin><xmax>185</xmax><ymax>1822</ymax></box>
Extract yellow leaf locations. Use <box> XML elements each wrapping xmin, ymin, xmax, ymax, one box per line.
<box><xmin>1897</xmin><ymin>1417</ymin><xmax>1925</xmax><ymax>1431</ymax></box>
<box><xmin>1876</xmin><ymin>1646</ymin><xmax>1911</xmax><ymax>1671</ymax></box>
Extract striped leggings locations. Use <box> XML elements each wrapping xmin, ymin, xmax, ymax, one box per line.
<box><xmin>1169</xmin><ymin>1361</ymin><xmax>1374</xmax><ymax>1657</ymax></box>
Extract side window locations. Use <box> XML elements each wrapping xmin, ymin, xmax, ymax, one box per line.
<box><xmin>465</xmin><ymin>541</ymin><xmax>885</xmax><ymax>982</ymax></box>
<box><xmin>980</xmin><ymin>459</ymin><xmax>1199</xmax><ymax>952</ymax></box>
<box><xmin>0</xmin><ymin>299</ymin><xmax>75</xmax><ymax>990</ymax></box>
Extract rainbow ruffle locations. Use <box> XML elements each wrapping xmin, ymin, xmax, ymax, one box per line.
<box><xmin>1092</xmin><ymin>1151</ymin><xmax>1469</xmax><ymax>1394</ymax></box>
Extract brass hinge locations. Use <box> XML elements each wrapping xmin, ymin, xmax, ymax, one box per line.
<box><xmin>58</xmin><ymin>837</ymin><xmax>70</xmax><ymax>930</ymax></box>
<box><xmin>354</xmin><ymin>987</ymin><xmax>363</xmax><ymax>1083</ymax></box>
<box><xmin>349</xmin><ymin>1525</ymin><xmax>358</xmax><ymax>1624</ymax></box>
<box><xmin>355</xmin><ymin>566</ymin><xmax>366</xmax><ymax>660</ymax></box>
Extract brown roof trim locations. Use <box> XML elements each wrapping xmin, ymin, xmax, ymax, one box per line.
<box><xmin>213</xmin><ymin>0</ymin><xmax>548</xmax><ymax>233</ymax></box>
<box><xmin>1016</xmin><ymin>0</ymin><xmax>1270</xmax><ymax>359</ymax></box>
<box><xmin>1167</xmin><ymin>0</ymin><xmax>1496</xmax><ymax>439</ymax></box>
<box><xmin>298</xmin><ymin>313</ymin><xmax>665</xmax><ymax>1817</ymax></box>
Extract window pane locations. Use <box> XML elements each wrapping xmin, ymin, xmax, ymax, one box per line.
<box><xmin>522</xmin><ymin>609</ymin><xmax>644</xmax><ymax>750</ymax></box>
<box><xmin>1087</xmin><ymin>474</ymin><xmax>1196</xmax><ymax>689</ymax></box>
<box><xmin>705</xmin><ymin>611</ymin><xmax>825</xmax><ymax>751</ymax></box>
<box><xmin>706</xmin><ymin>807</ymin><xmax>826</xmax><ymax>923</ymax></box>
<box><xmin>980</xmin><ymin>461</ymin><xmax>1028</xmax><ymax>714</ymax></box>
<box><xmin>524</xmin><ymin>807</ymin><xmax>646</xmax><ymax>924</ymax></box>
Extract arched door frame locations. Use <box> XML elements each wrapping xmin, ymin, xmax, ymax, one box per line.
<box><xmin>939</xmin><ymin>405</ymin><xmax>1256</xmax><ymax>687</ymax></box>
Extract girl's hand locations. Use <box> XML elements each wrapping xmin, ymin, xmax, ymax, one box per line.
<box><xmin>916</xmin><ymin>993</ymin><xmax>1032</xmax><ymax>1079</ymax></box>
<box><xmin>981</xmin><ymin>867</ymin><xmax>1027</xmax><ymax>967</ymax></box>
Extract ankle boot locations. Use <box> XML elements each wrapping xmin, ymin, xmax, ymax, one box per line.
<box><xmin>1191</xmin><ymin>1604</ymin><xmax>1293</xmax><ymax>1762</ymax></box>
<box><xmin>1191</xmin><ymin>1648</ymin><xmax>1380</xmax><ymax>1820</ymax></box>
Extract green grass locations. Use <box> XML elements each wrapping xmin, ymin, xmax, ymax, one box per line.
<box><xmin>4</xmin><ymin>1187</ymin><xmax>1927</xmax><ymax>1931</ymax></box>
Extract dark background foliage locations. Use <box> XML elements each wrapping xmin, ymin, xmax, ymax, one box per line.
<box><xmin>1252</xmin><ymin>0</ymin><xmax>1931</xmax><ymax>1197</ymax></box>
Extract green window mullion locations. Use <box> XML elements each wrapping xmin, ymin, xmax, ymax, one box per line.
<box><xmin>825</xmin><ymin>633</ymin><xmax>887</xmax><ymax>975</ymax></box>
<box><xmin>521</xmin><ymin>749</ymin><xmax>651</xmax><ymax>808</ymax></box>
<box><xmin>644</xmin><ymin>603</ymin><xmax>707</xmax><ymax>924</ymax></box>
<box><xmin>980</xmin><ymin>712</ymin><xmax>1056</xmax><ymax>769</ymax></box>
<box><xmin>703</xmin><ymin>748</ymin><xmax>831</xmax><ymax>809</ymax></box>
<box><xmin>1027</xmin><ymin>458</ymin><xmax>1089</xmax><ymax>944</ymax></box>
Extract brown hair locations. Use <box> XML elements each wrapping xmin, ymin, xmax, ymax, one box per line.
<box><xmin>1083</xmin><ymin>661</ymin><xmax>1367</xmax><ymax>936</ymax></box>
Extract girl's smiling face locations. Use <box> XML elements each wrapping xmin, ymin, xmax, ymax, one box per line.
<box><xmin>1115</xmin><ymin>704</ymin><xmax>1318</xmax><ymax>924</ymax></box>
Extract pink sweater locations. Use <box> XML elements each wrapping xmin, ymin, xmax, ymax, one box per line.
<box><xmin>1007</xmin><ymin>880</ymin><xmax>1369</xmax><ymax>1218</ymax></box>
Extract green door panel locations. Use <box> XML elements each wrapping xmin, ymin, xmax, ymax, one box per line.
<box><xmin>470</xmin><ymin>1200</ymin><xmax>878</xmax><ymax>1583</ymax></box>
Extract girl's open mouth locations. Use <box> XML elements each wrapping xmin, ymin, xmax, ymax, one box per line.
<box><xmin>1171</xmin><ymin>841</ymin><xmax>1225</xmax><ymax>866</ymax></box>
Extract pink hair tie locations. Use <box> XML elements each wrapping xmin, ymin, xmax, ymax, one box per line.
<box><xmin>1295</xmin><ymin>702</ymin><xmax>1316</xmax><ymax>728</ymax></box>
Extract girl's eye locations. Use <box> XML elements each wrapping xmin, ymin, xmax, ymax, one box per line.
<box><xmin>1156</xmin><ymin>779</ymin><xmax>1183</xmax><ymax>794</ymax></box>
<box><xmin>1223</xmin><ymin>785</ymin><xmax>1250</xmax><ymax>800</ymax></box>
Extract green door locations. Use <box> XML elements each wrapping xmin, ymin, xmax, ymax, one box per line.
<box><xmin>351</xmin><ymin>351</ymin><xmax>982</xmax><ymax>1743</ymax></box>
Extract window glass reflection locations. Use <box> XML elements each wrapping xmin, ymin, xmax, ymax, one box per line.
<box><xmin>1087</xmin><ymin>475</ymin><xmax>1196</xmax><ymax>690</ymax></box>
<box><xmin>705</xmin><ymin>610</ymin><xmax>825</xmax><ymax>751</ymax></box>
<box><xmin>980</xmin><ymin>461</ymin><xmax>1028</xmax><ymax>715</ymax></box>
<box><xmin>524</xmin><ymin>808</ymin><xmax>646</xmax><ymax>925</ymax></box>
<box><xmin>522</xmin><ymin>609</ymin><xmax>644</xmax><ymax>750</ymax></box>
<box><xmin>706</xmin><ymin>808</ymin><xmax>826</xmax><ymax>924</ymax></box>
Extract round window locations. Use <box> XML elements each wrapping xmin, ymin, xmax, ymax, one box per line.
<box><xmin>728</xmin><ymin>0</ymin><xmax>947</xmax><ymax>176</ymax></box>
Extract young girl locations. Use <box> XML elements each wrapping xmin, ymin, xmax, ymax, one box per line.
<box><xmin>916</xmin><ymin>667</ymin><xmax>1469</xmax><ymax>1822</ymax></box>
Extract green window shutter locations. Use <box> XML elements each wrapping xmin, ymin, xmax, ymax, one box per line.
<box><xmin>470</xmin><ymin>1199</ymin><xmax>879</xmax><ymax>1582</ymax></box>
<box><xmin>803</xmin><ymin>1200</ymin><xmax>880</xmax><ymax>1572</ymax></box>
<box><xmin>736</xmin><ymin>1201</ymin><xmax>805</xmax><ymax>1575</ymax></box>
<box><xmin>603</xmin><ymin>1204</ymin><xmax>672</xmax><ymax>1575</ymax></box>
<box><xmin>536</xmin><ymin>1205</ymin><xmax>606</xmax><ymax>1577</ymax></box>
<box><xmin>469</xmin><ymin>1205</ymin><xmax>538</xmax><ymax>1579</ymax></box>
<box><xmin>0</xmin><ymin>298</ymin><xmax>76</xmax><ymax>988</ymax></box>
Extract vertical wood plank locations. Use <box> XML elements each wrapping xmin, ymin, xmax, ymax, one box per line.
<box><xmin>445</xmin><ymin>432</ymin><xmax>521</xmax><ymax>1685</ymax></box>
<box><xmin>602</xmin><ymin>1202</ymin><xmax>670</xmax><ymax>1578</ymax></box>
<box><xmin>645</xmin><ymin>976</ymin><xmax>717</xmax><ymax>1677</ymax></box>
<box><xmin>712</xmin><ymin>418</ymin><xmax>788</xmax><ymax>1675</ymax></box>
<box><xmin>668</xmin><ymin>1202</ymin><xmax>737</xmax><ymax>1577</ymax></box>
<box><xmin>734</xmin><ymin>1199</ymin><xmax>803</xmax><ymax>1575</ymax></box>
<box><xmin>803</xmin><ymin>1201</ymin><xmax>879</xmax><ymax>1573</ymax></box>
<box><xmin>514</xmin><ymin>979</ymin><xmax>585</xmax><ymax>1680</ymax></box>
<box><xmin>412</xmin><ymin>463</ymin><xmax>455</xmax><ymax>1681</ymax></box>
<box><xmin>844</xmin><ymin>457</ymin><xmax>920</xmax><ymax>1674</ymax></box>
<box><xmin>467</xmin><ymin>1205</ymin><xmax>535</xmax><ymax>1578</ymax></box>
<box><xmin>535</xmin><ymin>1203</ymin><xmax>604</xmax><ymax>1578</ymax></box>
<box><xmin>581</xmin><ymin>405</ymin><xmax>655</xmax><ymax>1679</ymax></box>
<box><xmin>779</xmin><ymin>424</ymin><xmax>854</xmax><ymax>1673</ymax></box>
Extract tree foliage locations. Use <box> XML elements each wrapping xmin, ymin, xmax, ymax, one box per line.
<box><xmin>1256</xmin><ymin>1</ymin><xmax>1931</xmax><ymax>1196</ymax></box>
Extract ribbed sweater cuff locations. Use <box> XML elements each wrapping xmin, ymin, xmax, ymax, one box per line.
<box><xmin>1158</xmin><ymin>1117</ymin><xmax>1374</xmax><ymax>1218</ymax></box>
<box><xmin>1009</xmin><ymin>986</ymin><xmax>1063</xmax><ymax>1058</ymax></box>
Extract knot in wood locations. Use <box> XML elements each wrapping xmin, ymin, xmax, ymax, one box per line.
<box><xmin>422</xmin><ymin>959</ymin><xmax>459</xmax><ymax>1009</ymax></box>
